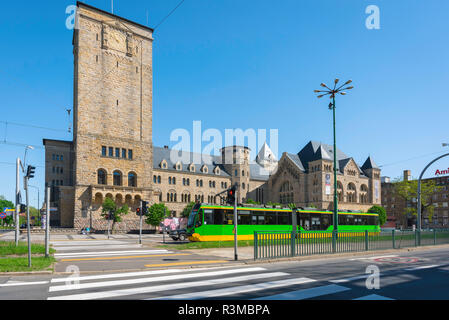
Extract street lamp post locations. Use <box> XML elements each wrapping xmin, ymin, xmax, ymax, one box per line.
<box><xmin>417</xmin><ymin>143</ymin><xmax>449</xmax><ymax>244</ymax></box>
<box><xmin>314</xmin><ymin>79</ymin><xmax>354</xmax><ymax>235</ymax></box>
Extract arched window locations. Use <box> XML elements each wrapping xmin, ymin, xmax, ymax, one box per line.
<box><xmin>128</xmin><ymin>172</ymin><xmax>137</xmax><ymax>187</ymax></box>
<box><xmin>113</xmin><ymin>170</ymin><xmax>122</xmax><ymax>186</ymax></box>
<box><xmin>98</xmin><ymin>169</ymin><xmax>107</xmax><ymax>185</ymax></box>
<box><xmin>347</xmin><ymin>183</ymin><xmax>357</xmax><ymax>203</ymax></box>
<box><xmin>158</xmin><ymin>176</ymin><xmax>161</xmax><ymax>184</ymax></box>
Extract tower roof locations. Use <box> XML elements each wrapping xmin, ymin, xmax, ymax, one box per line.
<box><xmin>256</xmin><ymin>142</ymin><xmax>277</xmax><ymax>164</ymax></box>
<box><xmin>361</xmin><ymin>156</ymin><xmax>380</xmax><ymax>170</ymax></box>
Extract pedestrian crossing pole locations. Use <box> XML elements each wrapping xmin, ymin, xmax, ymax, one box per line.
<box><xmin>45</xmin><ymin>185</ymin><xmax>50</xmax><ymax>258</ymax></box>
<box><xmin>234</xmin><ymin>188</ymin><xmax>238</xmax><ymax>261</ymax></box>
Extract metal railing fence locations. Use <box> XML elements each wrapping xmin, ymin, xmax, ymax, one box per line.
<box><xmin>254</xmin><ymin>229</ymin><xmax>449</xmax><ymax>260</ymax></box>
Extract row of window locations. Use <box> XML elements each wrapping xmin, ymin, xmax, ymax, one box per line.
<box><xmin>52</xmin><ymin>154</ymin><xmax>64</xmax><ymax>161</ymax></box>
<box><xmin>101</xmin><ymin>146</ymin><xmax>133</xmax><ymax>160</ymax></box>
<box><xmin>97</xmin><ymin>169</ymin><xmax>137</xmax><ymax>187</ymax></box>
<box><xmin>52</xmin><ymin>167</ymin><xmax>64</xmax><ymax>175</ymax></box>
<box><xmin>164</xmin><ymin>193</ymin><xmax>218</xmax><ymax>204</ymax></box>
<box><xmin>153</xmin><ymin>175</ymin><xmax>228</xmax><ymax>189</ymax></box>
<box><xmin>52</xmin><ymin>180</ymin><xmax>64</xmax><ymax>186</ymax></box>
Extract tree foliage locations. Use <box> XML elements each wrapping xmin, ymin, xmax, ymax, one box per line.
<box><xmin>392</xmin><ymin>177</ymin><xmax>442</xmax><ymax>222</ymax></box>
<box><xmin>0</xmin><ymin>196</ymin><xmax>15</xmax><ymax>226</ymax></box>
<box><xmin>101</xmin><ymin>197</ymin><xmax>129</xmax><ymax>233</ymax></box>
<box><xmin>146</xmin><ymin>203</ymin><xmax>169</xmax><ymax>227</ymax></box>
<box><xmin>246</xmin><ymin>199</ymin><xmax>260</xmax><ymax>205</ymax></box>
<box><xmin>181</xmin><ymin>202</ymin><xmax>195</xmax><ymax>218</ymax></box>
<box><xmin>368</xmin><ymin>205</ymin><xmax>387</xmax><ymax>226</ymax></box>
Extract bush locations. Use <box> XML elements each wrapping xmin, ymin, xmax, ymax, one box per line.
<box><xmin>368</xmin><ymin>205</ymin><xmax>387</xmax><ymax>226</ymax></box>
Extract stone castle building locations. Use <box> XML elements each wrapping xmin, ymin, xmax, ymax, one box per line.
<box><xmin>43</xmin><ymin>2</ymin><xmax>381</xmax><ymax>231</ymax></box>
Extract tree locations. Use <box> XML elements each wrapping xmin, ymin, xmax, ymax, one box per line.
<box><xmin>267</xmin><ymin>201</ymin><xmax>281</xmax><ymax>208</ymax></box>
<box><xmin>246</xmin><ymin>198</ymin><xmax>260</xmax><ymax>205</ymax></box>
<box><xmin>101</xmin><ymin>197</ymin><xmax>129</xmax><ymax>233</ymax></box>
<box><xmin>368</xmin><ymin>205</ymin><xmax>387</xmax><ymax>226</ymax></box>
<box><xmin>392</xmin><ymin>177</ymin><xmax>442</xmax><ymax>223</ymax></box>
<box><xmin>146</xmin><ymin>203</ymin><xmax>168</xmax><ymax>227</ymax></box>
<box><xmin>181</xmin><ymin>202</ymin><xmax>195</xmax><ymax>218</ymax></box>
<box><xmin>0</xmin><ymin>196</ymin><xmax>15</xmax><ymax>227</ymax></box>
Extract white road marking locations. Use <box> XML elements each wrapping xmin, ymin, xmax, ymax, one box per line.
<box><xmin>348</xmin><ymin>255</ymin><xmax>398</xmax><ymax>261</ymax></box>
<box><xmin>51</xmin><ymin>266</ymin><xmax>237</xmax><ymax>283</ymax></box>
<box><xmin>54</xmin><ymin>250</ymin><xmax>170</xmax><ymax>258</ymax></box>
<box><xmin>253</xmin><ymin>284</ymin><xmax>350</xmax><ymax>300</ymax></box>
<box><xmin>0</xmin><ymin>281</ymin><xmax>49</xmax><ymax>287</ymax></box>
<box><xmin>48</xmin><ymin>272</ymin><xmax>289</xmax><ymax>300</ymax></box>
<box><xmin>53</xmin><ymin>245</ymin><xmax>144</xmax><ymax>251</ymax></box>
<box><xmin>329</xmin><ymin>275</ymin><xmax>369</xmax><ymax>283</ymax></box>
<box><xmin>49</xmin><ymin>267</ymin><xmax>267</xmax><ymax>292</ymax></box>
<box><xmin>150</xmin><ymin>277</ymin><xmax>316</xmax><ymax>300</ymax></box>
<box><xmin>354</xmin><ymin>294</ymin><xmax>394</xmax><ymax>300</ymax></box>
<box><xmin>404</xmin><ymin>265</ymin><xmax>439</xmax><ymax>271</ymax></box>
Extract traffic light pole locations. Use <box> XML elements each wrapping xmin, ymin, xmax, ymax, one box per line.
<box><xmin>234</xmin><ymin>193</ymin><xmax>238</xmax><ymax>261</ymax></box>
<box><xmin>15</xmin><ymin>158</ymin><xmax>20</xmax><ymax>246</ymax></box>
<box><xmin>24</xmin><ymin>176</ymin><xmax>31</xmax><ymax>267</ymax></box>
<box><xmin>45</xmin><ymin>186</ymin><xmax>50</xmax><ymax>257</ymax></box>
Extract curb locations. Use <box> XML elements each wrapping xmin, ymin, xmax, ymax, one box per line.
<box><xmin>240</xmin><ymin>243</ymin><xmax>449</xmax><ymax>265</ymax></box>
<box><xmin>52</xmin><ymin>262</ymin><xmax>247</xmax><ymax>275</ymax></box>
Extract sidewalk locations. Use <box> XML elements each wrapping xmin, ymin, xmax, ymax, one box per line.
<box><xmin>186</xmin><ymin>243</ymin><xmax>449</xmax><ymax>263</ymax></box>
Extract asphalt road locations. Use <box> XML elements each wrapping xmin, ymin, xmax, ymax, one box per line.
<box><xmin>0</xmin><ymin>244</ymin><xmax>448</xmax><ymax>300</ymax></box>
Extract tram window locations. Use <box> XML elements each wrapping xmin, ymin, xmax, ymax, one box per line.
<box><xmin>354</xmin><ymin>217</ymin><xmax>363</xmax><ymax>225</ymax></box>
<box><xmin>300</xmin><ymin>213</ymin><xmax>310</xmax><ymax>230</ymax></box>
<box><xmin>238</xmin><ymin>211</ymin><xmax>251</xmax><ymax>225</ymax></box>
<box><xmin>278</xmin><ymin>212</ymin><xmax>291</xmax><ymax>225</ymax></box>
<box><xmin>310</xmin><ymin>214</ymin><xmax>321</xmax><ymax>230</ymax></box>
<box><xmin>339</xmin><ymin>215</ymin><xmax>347</xmax><ymax>225</ymax></box>
<box><xmin>213</xmin><ymin>209</ymin><xmax>223</xmax><ymax>225</ymax></box>
<box><xmin>251</xmin><ymin>212</ymin><xmax>265</xmax><ymax>225</ymax></box>
<box><xmin>265</xmin><ymin>212</ymin><xmax>277</xmax><ymax>225</ymax></box>
<box><xmin>204</xmin><ymin>209</ymin><xmax>214</xmax><ymax>225</ymax></box>
<box><xmin>346</xmin><ymin>215</ymin><xmax>354</xmax><ymax>225</ymax></box>
<box><xmin>320</xmin><ymin>215</ymin><xmax>331</xmax><ymax>230</ymax></box>
<box><xmin>224</xmin><ymin>211</ymin><xmax>234</xmax><ymax>225</ymax></box>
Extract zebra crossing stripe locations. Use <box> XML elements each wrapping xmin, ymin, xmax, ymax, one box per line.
<box><xmin>54</xmin><ymin>250</ymin><xmax>170</xmax><ymax>257</ymax></box>
<box><xmin>49</xmin><ymin>267</ymin><xmax>267</xmax><ymax>293</ymax></box>
<box><xmin>51</xmin><ymin>266</ymin><xmax>238</xmax><ymax>284</ymax></box>
<box><xmin>48</xmin><ymin>272</ymin><xmax>289</xmax><ymax>300</ymax></box>
<box><xmin>253</xmin><ymin>284</ymin><xmax>350</xmax><ymax>300</ymax></box>
<box><xmin>354</xmin><ymin>294</ymin><xmax>394</xmax><ymax>300</ymax></box>
<box><xmin>150</xmin><ymin>277</ymin><xmax>317</xmax><ymax>300</ymax></box>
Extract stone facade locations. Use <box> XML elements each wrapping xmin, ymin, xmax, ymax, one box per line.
<box><xmin>267</xmin><ymin>142</ymin><xmax>381</xmax><ymax>212</ymax></box>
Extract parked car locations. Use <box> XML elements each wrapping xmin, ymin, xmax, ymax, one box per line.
<box><xmin>169</xmin><ymin>229</ymin><xmax>187</xmax><ymax>241</ymax></box>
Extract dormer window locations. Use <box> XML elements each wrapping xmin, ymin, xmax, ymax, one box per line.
<box><xmin>175</xmin><ymin>161</ymin><xmax>182</xmax><ymax>171</ymax></box>
<box><xmin>189</xmin><ymin>164</ymin><xmax>195</xmax><ymax>173</ymax></box>
<box><xmin>214</xmin><ymin>166</ymin><xmax>220</xmax><ymax>175</ymax></box>
<box><xmin>201</xmin><ymin>165</ymin><xmax>208</xmax><ymax>174</ymax></box>
<box><xmin>161</xmin><ymin>160</ymin><xmax>168</xmax><ymax>169</ymax></box>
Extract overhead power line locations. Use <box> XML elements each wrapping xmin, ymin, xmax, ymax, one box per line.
<box><xmin>378</xmin><ymin>150</ymin><xmax>447</xmax><ymax>168</ymax></box>
<box><xmin>154</xmin><ymin>0</ymin><xmax>186</xmax><ymax>30</ymax></box>
<box><xmin>0</xmin><ymin>120</ymin><xmax>67</xmax><ymax>133</ymax></box>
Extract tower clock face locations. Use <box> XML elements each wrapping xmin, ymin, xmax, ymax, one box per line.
<box><xmin>109</xmin><ymin>29</ymin><xmax>126</xmax><ymax>53</ymax></box>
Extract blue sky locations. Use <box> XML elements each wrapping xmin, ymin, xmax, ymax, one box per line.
<box><xmin>1</xmin><ymin>0</ymin><xmax>449</xmax><ymax>206</ymax></box>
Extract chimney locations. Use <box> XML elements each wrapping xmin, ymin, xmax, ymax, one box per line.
<box><xmin>164</xmin><ymin>145</ymin><xmax>169</xmax><ymax>150</ymax></box>
<box><xmin>403</xmin><ymin>170</ymin><xmax>411</xmax><ymax>181</ymax></box>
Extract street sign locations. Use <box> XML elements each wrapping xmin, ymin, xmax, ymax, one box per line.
<box><xmin>5</xmin><ymin>209</ymin><xmax>14</xmax><ymax>216</ymax></box>
<box><xmin>0</xmin><ymin>212</ymin><xmax>6</xmax><ymax>219</ymax></box>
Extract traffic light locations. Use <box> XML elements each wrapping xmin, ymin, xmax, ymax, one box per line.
<box><xmin>142</xmin><ymin>201</ymin><xmax>148</xmax><ymax>215</ymax></box>
<box><xmin>26</xmin><ymin>166</ymin><xmax>36</xmax><ymax>179</ymax></box>
<box><xmin>136</xmin><ymin>207</ymin><xmax>142</xmax><ymax>216</ymax></box>
<box><xmin>227</xmin><ymin>185</ymin><xmax>236</xmax><ymax>205</ymax></box>
<box><xmin>20</xmin><ymin>204</ymin><xmax>27</xmax><ymax>214</ymax></box>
